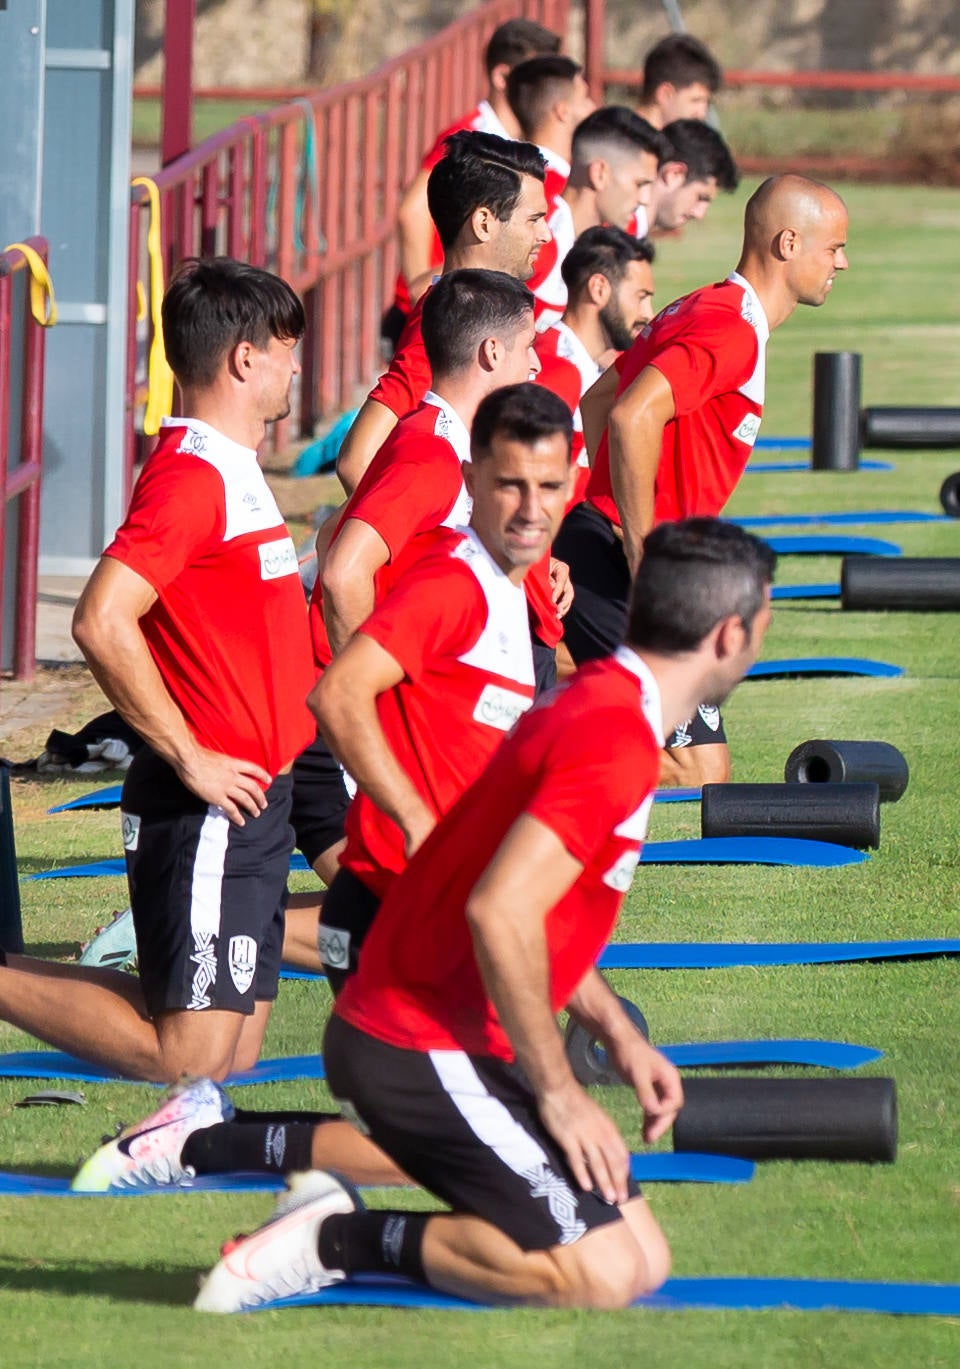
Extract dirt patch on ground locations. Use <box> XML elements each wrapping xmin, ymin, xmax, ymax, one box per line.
<box><xmin>0</xmin><ymin>668</ymin><xmax>109</xmax><ymax>763</ymax></box>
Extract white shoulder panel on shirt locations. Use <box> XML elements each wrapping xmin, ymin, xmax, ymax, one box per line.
<box><xmin>454</xmin><ymin>530</ymin><xmax>536</xmax><ymax>688</ymax></box>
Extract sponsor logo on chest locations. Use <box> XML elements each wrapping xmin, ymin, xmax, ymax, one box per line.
<box><xmin>473</xmin><ymin>683</ymin><xmax>534</xmax><ymax>732</ymax></box>
<box><xmin>258</xmin><ymin>536</ymin><xmax>299</xmax><ymax>580</ymax></box>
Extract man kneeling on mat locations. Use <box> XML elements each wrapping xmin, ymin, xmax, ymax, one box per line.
<box><xmin>192</xmin><ymin>517</ymin><xmax>775</xmax><ymax>1313</ymax></box>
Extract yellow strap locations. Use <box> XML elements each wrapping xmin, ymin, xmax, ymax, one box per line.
<box><xmin>131</xmin><ymin>177</ymin><xmax>175</xmax><ymax>436</ymax></box>
<box><xmin>3</xmin><ymin>242</ymin><xmax>57</xmax><ymax>326</ymax></box>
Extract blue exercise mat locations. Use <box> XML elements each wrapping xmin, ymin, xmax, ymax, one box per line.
<box><xmin>738</xmin><ymin>510</ymin><xmax>949</xmax><ymax>529</ymax></box>
<box><xmin>642</xmin><ymin>836</ymin><xmax>867</xmax><ymax>867</ymax></box>
<box><xmin>746</xmin><ymin>460</ymin><xmax>893</xmax><ymax>473</ymax></box>
<box><xmin>0</xmin><ymin>1152</ymin><xmax>754</xmax><ymax>1197</ymax></box>
<box><xmin>653</xmin><ymin>787</ymin><xmax>701</xmax><ymax>803</ymax></box>
<box><xmin>259</xmin><ymin>1274</ymin><xmax>960</xmax><ymax>1317</ymax></box>
<box><xmin>764</xmin><ymin>535</ymin><xmax>901</xmax><ymax>557</ymax></box>
<box><xmin>26</xmin><ymin>835</ymin><xmax>866</xmax><ymax>882</ymax></box>
<box><xmin>771</xmin><ymin>582</ymin><xmax>839</xmax><ymax>600</ymax></box>
<box><xmin>0</xmin><ymin>1040</ymin><xmax>879</xmax><ymax>1085</ymax></box>
<box><xmin>47</xmin><ymin>785</ymin><xmax>123</xmax><ymax>813</ymax></box>
<box><xmin>597</xmin><ymin>938</ymin><xmax>960</xmax><ymax>969</ymax></box>
<box><xmin>753</xmin><ymin>436</ymin><xmax>811</xmax><ymax>450</ymax></box>
<box><xmin>747</xmin><ymin>657</ymin><xmax>903</xmax><ymax>680</ymax></box>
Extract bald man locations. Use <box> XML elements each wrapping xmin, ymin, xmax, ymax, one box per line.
<box><xmin>555</xmin><ymin>175</ymin><xmax>848</xmax><ymax>784</ymax></box>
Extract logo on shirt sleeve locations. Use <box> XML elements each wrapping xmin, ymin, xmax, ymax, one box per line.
<box><xmin>602</xmin><ymin>849</ymin><xmax>639</xmax><ymax>893</ymax></box>
<box><xmin>473</xmin><ymin>684</ymin><xmax>534</xmax><ymax>732</ymax></box>
<box><xmin>258</xmin><ymin>536</ymin><xmax>299</xmax><ymax>580</ymax></box>
<box><xmin>732</xmin><ymin>413</ymin><xmax>762</xmax><ymax>447</ymax></box>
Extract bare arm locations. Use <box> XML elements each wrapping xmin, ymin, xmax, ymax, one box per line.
<box><xmin>72</xmin><ymin>558</ymin><xmax>271</xmax><ymax>824</ymax></box>
<box><xmin>465</xmin><ymin>814</ymin><xmax>631</xmax><ymax>1204</ymax></box>
<box><xmin>335</xmin><ymin>398</ymin><xmax>398</xmax><ymax>498</ymax></box>
<box><xmin>309</xmin><ymin>634</ymin><xmax>435</xmax><ymax>857</ymax></box>
<box><xmin>567</xmin><ymin>967</ymin><xmax>683</xmax><ymax>1144</ymax></box>
<box><xmin>396</xmin><ymin>167</ymin><xmax>436</xmax><ymax>292</ymax></box>
<box><xmin>579</xmin><ymin>363</ymin><xmax>620</xmax><ymax>462</ymax></box>
<box><xmin>608</xmin><ymin>365</ymin><xmax>676</xmax><ymax>577</ymax></box>
<box><xmin>320</xmin><ymin>517</ymin><xmax>390</xmax><ymax>655</ymax></box>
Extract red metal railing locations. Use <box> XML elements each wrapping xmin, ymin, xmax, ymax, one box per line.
<box><xmin>127</xmin><ymin>0</ymin><xmax>569</xmax><ymax>480</ymax></box>
<box><xmin>0</xmin><ymin>239</ymin><xmax>47</xmax><ymax>682</ymax></box>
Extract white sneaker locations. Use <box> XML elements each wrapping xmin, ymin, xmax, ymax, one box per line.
<box><xmin>194</xmin><ymin>1169</ymin><xmax>362</xmax><ymax>1313</ymax></box>
<box><xmin>77</xmin><ymin>907</ymin><xmax>137</xmax><ymax>970</ymax></box>
<box><xmin>71</xmin><ymin>1077</ymin><xmax>232</xmax><ymax>1191</ymax></box>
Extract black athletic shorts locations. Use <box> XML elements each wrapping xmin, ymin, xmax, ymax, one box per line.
<box><xmin>324</xmin><ymin>1013</ymin><xmax>639</xmax><ymax>1252</ymax></box>
<box><xmin>318</xmin><ymin>866</ymin><xmax>381</xmax><ymax>995</ymax></box>
<box><xmin>554</xmin><ymin>502</ymin><xmax>726</xmax><ymax>748</ymax></box>
<box><xmin>531</xmin><ymin>634</ymin><xmax>557</xmax><ymax>696</ymax></box>
<box><xmin>121</xmin><ymin>748</ymin><xmax>292</xmax><ymax>1017</ymax></box>
<box><xmin>289</xmin><ymin>731</ymin><xmax>351</xmax><ymax>868</ymax></box>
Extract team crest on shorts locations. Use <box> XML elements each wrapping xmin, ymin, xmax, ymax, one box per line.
<box><xmin>228</xmin><ymin>935</ymin><xmax>258</xmax><ymax>994</ymax></box>
<box><xmin>120</xmin><ymin>812</ymin><xmax>140</xmax><ymax>851</ymax></box>
<box><xmin>318</xmin><ymin>925</ymin><xmax>350</xmax><ymax>970</ymax></box>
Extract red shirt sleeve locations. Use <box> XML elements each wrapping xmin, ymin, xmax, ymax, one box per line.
<box><xmin>360</xmin><ymin>552</ymin><xmax>484</xmax><ymax>684</ymax></box>
<box><xmin>104</xmin><ymin>451</ymin><xmax>224</xmax><ymax>591</ymax></box>
<box><xmin>649</xmin><ymin>310</ymin><xmax>758</xmax><ymax>417</ymax></box>
<box><xmin>347</xmin><ymin>434</ymin><xmax>463</xmax><ymax>563</ymax></box>
<box><xmin>524</xmin><ymin>709</ymin><xmax>659</xmax><ymax>864</ymax></box>
<box><xmin>368</xmin><ymin>299</ymin><xmax>431</xmax><ymax>419</ymax></box>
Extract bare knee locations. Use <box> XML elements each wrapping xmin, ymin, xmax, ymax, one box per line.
<box><xmin>660</xmin><ymin>741</ymin><xmax>730</xmax><ymax>788</ymax></box>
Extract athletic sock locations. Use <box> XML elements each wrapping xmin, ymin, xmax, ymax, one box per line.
<box><xmin>319</xmin><ymin>1210</ymin><xmax>428</xmax><ymax>1282</ymax></box>
<box><xmin>232</xmin><ymin>1107</ymin><xmax>340</xmax><ymax>1126</ymax></box>
<box><xmin>181</xmin><ymin>1119</ymin><xmax>316</xmax><ymax>1176</ymax></box>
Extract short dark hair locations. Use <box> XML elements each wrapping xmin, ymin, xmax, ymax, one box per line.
<box><xmin>428</xmin><ymin>131</ymin><xmax>546</xmax><ymax>249</ymax></box>
<box><xmin>471</xmin><ymin>382</ymin><xmax>573</xmax><ymax>464</ymax></box>
<box><xmin>661</xmin><ymin>119</ymin><xmax>739</xmax><ymax>191</ymax></box>
<box><xmin>561</xmin><ymin>225</ymin><xmax>654</xmax><ymax>296</ymax></box>
<box><xmin>421</xmin><ymin>269</ymin><xmax>534</xmax><ymax>376</ymax></box>
<box><xmin>572</xmin><ymin>106</ymin><xmax>669</xmax><ymax>171</ymax></box>
<box><xmin>641</xmin><ymin>33</ymin><xmax>722</xmax><ymax>100</ymax></box>
<box><xmin>506</xmin><ymin>55</ymin><xmax>583</xmax><ymax>140</ymax></box>
<box><xmin>484</xmin><ymin>18</ymin><xmax>560</xmax><ymax>74</ymax></box>
<box><xmin>626</xmin><ymin>518</ymin><xmax>775</xmax><ymax>653</ymax></box>
<box><xmin>162</xmin><ymin>257</ymin><xmax>304</xmax><ymax>389</ymax></box>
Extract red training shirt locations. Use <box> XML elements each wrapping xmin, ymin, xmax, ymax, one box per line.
<box><xmin>586</xmin><ymin>272</ymin><xmax>769</xmax><ymax>528</ymax></box>
<box><xmin>342</xmin><ymin>526</ymin><xmax>536</xmax><ymax>898</ymax></box>
<box><xmin>535</xmin><ymin>321</ymin><xmax>603</xmax><ymax>509</ymax></box>
<box><xmin>335</xmin><ymin>646</ymin><xmax>664</xmax><ymax>1059</ymax></box>
<box><xmin>105</xmin><ymin>418</ymin><xmax>315</xmax><ymax>777</ymax></box>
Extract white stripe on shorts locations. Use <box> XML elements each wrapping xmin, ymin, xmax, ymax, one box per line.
<box><xmin>187</xmin><ymin>806</ymin><xmax>230</xmax><ymax>1010</ymax></box>
<box><xmin>428</xmin><ymin>1049</ymin><xmax>587</xmax><ymax>1244</ymax></box>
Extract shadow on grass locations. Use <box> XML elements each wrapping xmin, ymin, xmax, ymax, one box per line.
<box><xmin>0</xmin><ymin>1256</ymin><xmax>198</xmax><ymax>1306</ymax></box>
<box><xmin>22</xmin><ymin>942</ymin><xmax>80</xmax><ymax>959</ymax></box>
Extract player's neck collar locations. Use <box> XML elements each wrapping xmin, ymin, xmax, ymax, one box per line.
<box><xmin>613</xmin><ymin>645</ymin><xmax>665</xmax><ymax>742</ymax></box>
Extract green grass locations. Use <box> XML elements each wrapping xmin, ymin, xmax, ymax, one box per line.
<box><xmin>3</xmin><ymin>180</ymin><xmax>960</xmax><ymax>1365</ymax></box>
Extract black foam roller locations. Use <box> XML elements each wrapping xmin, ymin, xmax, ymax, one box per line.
<box><xmin>811</xmin><ymin>351</ymin><xmax>861</xmax><ymax>470</ymax></box>
<box><xmin>0</xmin><ymin>768</ymin><xmax>24</xmax><ymax>954</ymax></box>
<box><xmin>841</xmin><ymin>556</ymin><xmax>960</xmax><ymax>611</ymax></box>
<box><xmin>701</xmin><ymin>781</ymin><xmax>880</xmax><ymax>849</ymax></box>
<box><xmin>939</xmin><ymin>471</ymin><xmax>960</xmax><ymax>517</ymax></box>
<box><xmin>861</xmin><ymin>406</ymin><xmax>960</xmax><ymax>450</ymax></box>
<box><xmin>673</xmin><ymin>1077</ymin><xmax>897</xmax><ymax>1161</ymax></box>
<box><xmin>784</xmin><ymin>739</ymin><xmax>908</xmax><ymax>803</ymax></box>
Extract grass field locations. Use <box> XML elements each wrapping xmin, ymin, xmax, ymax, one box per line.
<box><xmin>2</xmin><ymin>179</ymin><xmax>960</xmax><ymax>1366</ymax></box>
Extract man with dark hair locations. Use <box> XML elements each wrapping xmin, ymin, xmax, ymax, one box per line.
<box><xmin>536</xmin><ymin>226</ymin><xmax>655</xmax><ymax>507</ymax></box>
<box><xmin>528</xmin><ymin>106</ymin><xmax>663</xmax><ymax>330</ymax></box>
<box><xmin>388</xmin><ymin>17</ymin><xmax>561</xmax><ymax>341</ymax></box>
<box><xmin>320</xmin><ymin>269</ymin><xmax>540</xmax><ymax>661</ymax></box>
<box><xmin>557</xmin><ymin>175</ymin><xmax>849</xmax><ymax>785</ymax></box>
<box><xmin>73</xmin><ymin>384</ymin><xmax>574</xmax><ymax>1196</ymax></box>
<box><xmin>0</xmin><ymin>258</ymin><xmax>314</xmax><ymax>1086</ymax></box>
<box><xmin>505</xmin><ymin>55</ymin><xmax>595</xmax><ymax>202</ymax></box>
<box><xmin>337</xmin><ymin>131</ymin><xmax>549</xmax><ymax>496</ymax></box>
<box><xmin>193</xmin><ymin>517</ymin><xmax>775</xmax><ymax>1314</ymax></box>
<box><xmin>648</xmin><ymin>119</ymin><xmax>739</xmax><ymax>235</ymax></box>
<box><xmin>636</xmin><ymin>33</ymin><xmax>723</xmax><ymax>128</ymax></box>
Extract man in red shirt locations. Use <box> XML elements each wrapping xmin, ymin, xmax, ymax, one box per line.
<box><xmin>645</xmin><ymin>119</ymin><xmax>739</xmax><ymax>238</ymax></box>
<box><xmin>72</xmin><ymin>385</ymin><xmax>573</xmax><ymax>1195</ymax></box>
<box><xmin>556</xmin><ymin>174</ymin><xmax>849</xmax><ymax>784</ymax></box>
<box><xmin>337</xmin><ymin>132</ymin><xmax>550</xmax><ymax>497</ymax></box>
<box><xmin>194</xmin><ymin>517</ymin><xmax>776</xmax><ymax>1313</ymax></box>
<box><xmin>536</xmin><ymin>225</ymin><xmax>656</xmax><ymax>509</ymax></box>
<box><xmin>386</xmin><ymin>17</ymin><xmax>561</xmax><ymax>347</ymax></box>
<box><xmin>0</xmin><ymin>259</ymin><xmax>314</xmax><ymax>1084</ymax></box>
<box><xmin>505</xmin><ymin>55</ymin><xmax>596</xmax><ymax>212</ymax></box>
<box><xmin>526</xmin><ymin>105</ymin><xmax>662</xmax><ymax>330</ymax></box>
<box><xmin>635</xmin><ymin>33</ymin><xmax>723</xmax><ymax>130</ymax></box>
